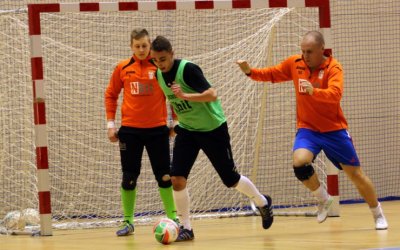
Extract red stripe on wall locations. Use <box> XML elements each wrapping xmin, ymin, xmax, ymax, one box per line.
<box><xmin>28</xmin><ymin>5</ymin><xmax>41</xmax><ymax>35</ymax></box>
<box><xmin>39</xmin><ymin>191</ymin><xmax>52</xmax><ymax>214</ymax></box>
<box><xmin>327</xmin><ymin>175</ymin><xmax>339</xmax><ymax>196</ymax></box>
<box><xmin>80</xmin><ymin>2</ymin><xmax>100</xmax><ymax>11</ymax></box>
<box><xmin>233</xmin><ymin>0</ymin><xmax>251</xmax><ymax>8</ymax></box>
<box><xmin>324</xmin><ymin>48</ymin><xmax>332</xmax><ymax>57</ymax></box>
<box><xmin>305</xmin><ymin>0</ymin><xmax>331</xmax><ymax>28</ymax></box>
<box><xmin>31</xmin><ymin>57</ymin><xmax>43</xmax><ymax>80</ymax></box>
<box><xmin>119</xmin><ymin>2</ymin><xmax>138</xmax><ymax>11</ymax></box>
<box><xmin>158</xmin><ymin>1</ymin><xmax>177</xmax><ymax>10</ymax></box>
<box><xmin>195</xmin><ymin>0</ymin><xmax>214</xmax><ymax>9</ymax></box>
<box><xmin>269</xmin><ymin>0</ymin><xmax>287</xmax><ymax>8</ymax></box>
<box><xmin>36</xmin><ymin>147</ymin><xmax>49</xmax><ymax>169</ymax></box>
<box><xmin>28</xmin><ymin>4</ymin><xmax>60</xmax><ymax>35</ymax></box>
<box><xmin>33</xmin><ymin>102</ymin><xmax>46</xmax><ymax>125</ymax></box>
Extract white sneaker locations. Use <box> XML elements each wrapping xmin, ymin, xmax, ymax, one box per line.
<box><xmin>317</xmin><ymin>196</ymin><xmax>334</xmax><ymax>223</ymax></box>
<box><xmin>374</xmin><ymin>214</ymin><xmax>388</xmax><ymax>230</ymax></box>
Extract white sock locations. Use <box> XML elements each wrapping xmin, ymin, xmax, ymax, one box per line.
<box><xmin>173</xmin><ymin>188</ymin><xmax>191</xmax><ymax>230</ymax></box>
<box><xmin>312</xmin><ymin>185</ymin><xmax>329</xmax><ymax>203</ymax></box>
<box><xmin>234</xmin><ymin>175</ymin><xmax>267</xmax><ymax>207</ymax></box>
<box><xmin>370</xmin><ymin>202</ymin><xmax>383</xmax><ymax>218</ymax></box>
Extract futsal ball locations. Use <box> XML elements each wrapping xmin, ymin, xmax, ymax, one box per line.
<box><xmin>153</xmin><ymin>218</ymin><xmax>179</xmax><ymax>244</ymax></box>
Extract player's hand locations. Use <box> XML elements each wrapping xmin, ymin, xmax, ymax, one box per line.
<box><xmin>236</xmin><ymin>60</ymin><xmax>251</xmax><ymax>75</ymax></box>
<box><xmin>169</xmin><ymin>127</ymin><xmax>176</xmax><ymax>137</ymax></box>
<box><xmin>169</xmin><ymin>120</ymin><xmax>179</xmax><ymax>137</ymax></box>
<box><xmin>171</xmin><ymin>83</ymin><xmax>186</xmax><ymax>99</ymax></box>
<box><xmin>299</xmin><ymin>80</ymin><xmax>314</xmax><ymax>95</ymax></box>
<box><xmin>107</xmin><ymin>128</ymin><xmax>119</xmax><ymax>142</ymax></box>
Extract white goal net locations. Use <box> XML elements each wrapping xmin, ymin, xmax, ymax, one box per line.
<box><xmin>1</xmin><ymin>2</ymin><xmax>327</xmax><ymax>232</ymax></box>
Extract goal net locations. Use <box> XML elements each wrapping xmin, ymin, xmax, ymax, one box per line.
<box><xmin>1</xmin><ymin>1</ymin><xmax>328</xmax><ymax>232</ymax></box>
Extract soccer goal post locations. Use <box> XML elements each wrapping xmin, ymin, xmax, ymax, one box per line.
<box><xmin>2</xmin><ymin>0</ymin><xmax>339</xmax><ymax>236</ymax></box>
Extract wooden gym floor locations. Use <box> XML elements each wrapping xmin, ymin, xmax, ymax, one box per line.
<box><xmin>1</xmin><ymin>200</ymin><xmax>399</xmax><ymax>250</ymax></box>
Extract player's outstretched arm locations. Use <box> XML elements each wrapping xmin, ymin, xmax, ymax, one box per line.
<box><xmin>236</xmin><ymin>60</ymin><xmax>251</xmax><ymax>75</ymax></box>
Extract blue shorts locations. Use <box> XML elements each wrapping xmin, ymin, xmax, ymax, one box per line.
<box><xmin>293</xmin><ymin>128</ymin><xmax>360</xmax><ymax>169</ymax></box>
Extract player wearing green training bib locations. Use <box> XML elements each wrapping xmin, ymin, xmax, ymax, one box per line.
<box><xmin>157</xmin><ymin>59</ymin><xmax>226</xmax><ymax>132</ymax></box>
<box><xmin>151</xmin><ymin>35</ymin><xmax>274</xmax><ymax>242</ymax></box>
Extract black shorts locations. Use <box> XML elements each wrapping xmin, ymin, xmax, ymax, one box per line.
<box><xmin>117</xmin><ymin>125</ymin><xmax>171</xmax><ymax>177</ymax></box>
<box><xmin>171</xmin><ymin>122</ymin><xmax>241</xmax><ymax>187</ymax></box>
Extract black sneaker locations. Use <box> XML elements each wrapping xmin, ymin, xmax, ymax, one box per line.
<box><xmin>257</xmin><ymin>195</ymin><xmax>274</xmax><ymax>229</ymax></box>
<box><xmin>116</xmin><ymin>220</ymin><xmax>134</xmax><ymax>236</ymax></box>
<box><xmin>175</xmin><ymin>226</ymin><xmax>194</xmax><ymax>242</ymax></box>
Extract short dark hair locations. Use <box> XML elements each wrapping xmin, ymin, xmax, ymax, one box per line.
<box><xmin>151</xmin><ymin>35</ymin><xmax>173</xmax><ymax>52</ymax></box>
<box><xmin>304</xmin><ymin>30</ymin><xmax>325</xmax><ymax>46</ymax></box>
<box><xmin>130</xmin><ymin>28</ymin><xmax>149</xmax><ymax>44</ymax></box>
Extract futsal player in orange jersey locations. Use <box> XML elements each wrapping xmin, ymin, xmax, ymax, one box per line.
<box><xmin>104</xmin><ymin>29</ymin><xmax>178</xmax><ymax>236</ymax></box>
<box><xmin>236</xmin><ymin>30</ymin><xmax>388</xmax><ymax>230</ymax></box>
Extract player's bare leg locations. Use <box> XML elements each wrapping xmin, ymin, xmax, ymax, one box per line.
<box><xmin>293</xmin><ymin>148</ymin><xmax>333</xmax><ymax>223</ymax></box>
<box><xmin>293</xmin><ymin>149</ymin><xmax>319</xmax><ymax>188</ymax></box>
<box><xmin>341</xmin><ymin>165</ymin><xmax>388</xmax><ymax>230</ymax></box>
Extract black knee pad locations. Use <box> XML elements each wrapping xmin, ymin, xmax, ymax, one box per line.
<box><xmin>293</xmin><ymin>164</ymin><xmax>315</xmax><ymax>181</ymax></box>
<box><xmin>121</xmin><ymin>172</ymin><xmax>138</xmax><ymax>190</ymax></box>
<box><xmin>156</xmin><ymin>174</ymin><xmax>172</xmax><ymax>188</ymax></box>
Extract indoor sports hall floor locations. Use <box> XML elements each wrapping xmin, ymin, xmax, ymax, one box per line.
<box><xmin>1</xmin><ymin>200</ymin><xmax>399</xmax><ymax>250</ymax></box>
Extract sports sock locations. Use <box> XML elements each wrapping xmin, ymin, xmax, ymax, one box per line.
<box><xmin>370</xmin><ymin>202</ymin><xmax>383</xmax><ymax>218</ymax></box>
<box><xmin>120</xmin><ymin>187</ymin><xmax>136</xmax><ymax>224</ymax></box>
<box><xmin>235</xmin><ymin>175</ymin><xmax>267</xmax><ymax>207</ymax></box>
<box><xmin>312</xmin><ymin>185</ymin><xmax>329</xmax><ymax>203</ymax></box>
<box><xmin>173</xmin><ymin>188</ymin><xmax>191</xmax><ymax>230</ymax></box>
<box><xmin>159</xmin><ymin>186</ymin><xmax>177</xmax><ymax>220</ymax></box>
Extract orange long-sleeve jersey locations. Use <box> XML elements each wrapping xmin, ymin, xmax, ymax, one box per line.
<box><xmin>105</xmin><ymin>54</ymin><xmax>167</xmax><ymax>128</ymax></box>
<box><xmin>249</xmin><ymin>55</ymin><xmax>348</xmax><ymax>132</ymax></box>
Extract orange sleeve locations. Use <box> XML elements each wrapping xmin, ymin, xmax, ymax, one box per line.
<box><xmin>312</xmin><ymin>65</ymin><xmax>343</xmax><ymax>104</ymax></box>
<box><xmin>104</xmin><ymin>64</ymin><xmax>123</xmax><ymax>120</ymax></box>
<box><xmin>248</xmin><ymin>56</ymin><xmax>295</xmax><ymax>83</ymax></box>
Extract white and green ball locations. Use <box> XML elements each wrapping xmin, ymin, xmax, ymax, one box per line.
<box><xmin>152</xmin><ymin>218</ymin><xmax>179</xmax><ymax>244</ymax></box>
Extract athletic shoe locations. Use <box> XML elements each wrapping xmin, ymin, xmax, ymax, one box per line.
<box><xmin>374</xmin><ymin>214</ymin><xmax>388</xmax><ymax>230</ymax></box>
<box><xmin>116</xmin><ymin>220</ymin><xmax>134</xmax><ymax>236</ymax></box>
<box><xmin>176</xmin><ymin>226</ymin><xmax>194</xmax><ymax>242</ymax></box>
<box><xmin>317</xmin><ymin>196</ymin><xmax>334</xmax><ymax>223</ymax></box>
<box><xmin>257</xmin><ymin>195</ymin><xmax>274</xmax><ymax>229</ymax></box>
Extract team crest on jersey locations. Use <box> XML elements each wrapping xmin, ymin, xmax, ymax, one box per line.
<box><xmin>148</xmin><ymin>71</ymin><xmax>155</xmax><ymax>79</ymax></box>
<box><xmin>298</xmin><ymin>79</ymin><xmax>307</xmax><ymax>94</ymax></box>
<box><xmin>130</xmin><ymin>81</ymin><xmax>153</xmax><ymax>95</ymax></box>
<box><xmin>318</xmin><ymin>69</ymin><xmax>324</xmax><ymax>79</ymax></box>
